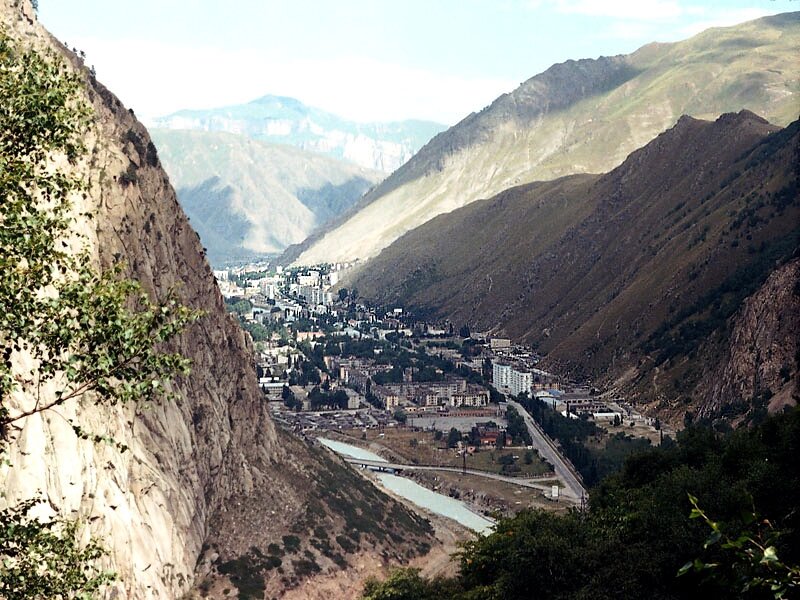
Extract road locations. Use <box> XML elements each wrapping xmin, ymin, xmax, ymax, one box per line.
<box><xmin>506</xmin><ymin>399</ymin><xmax>588</xmax><ymax>503</ymax></box>
<box><xmin>343</xmin><ymin>457</ymin><xmax>556</xmax><ymax>492</ymax></box>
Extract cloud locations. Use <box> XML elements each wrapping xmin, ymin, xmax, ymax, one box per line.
<box><xmin>72</xmin><ymin>37</ymin><xmax>513</xmax><ymax>125</ymax></box>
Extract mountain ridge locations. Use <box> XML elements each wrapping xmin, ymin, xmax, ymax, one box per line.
<box><xmin>348</xmin><ymin>110</ymin><xmax>799</xmax><ymax>420</ymax></box>
<box><xmin>150</xmin><ymin>127</ymin><xmax>383</xmax><ymax>266</ymax></box>
<box><xmin>285</xmin><ymin>12</ymin><xmax>800</xmax><ymax>266</ymax></box>
<box><xmin>153</xmin><ymin>94</ymin><xmax>446</xmax><ymax>173</ymax></box>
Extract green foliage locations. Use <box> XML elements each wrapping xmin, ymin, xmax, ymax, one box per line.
<box><xmin>0</xmin><ymin>500</ymin><xmax>114</xmax><ymax>600</ymax></box>
<box><xmin>679</xmin><ymin>495</ymin><xmax>800</xmax><ymax>599</ymax></box>
<box><xmin>504</xmin><ymin>405</ymin><xmax>532</xmax><ymax>446</ymax></box>
<box><xmin>362</xmin><ymin>407</ymin><xmax>800</xmax><ymax>599</ymax></box>
<box><xmin>0</xmin><ymin>32</ymin><xmax>198</xmax><ymax>597</ymax></box>
<box><xmin>224</xmin><ymin>297</ymin><xmax>253</xmax><ymax>315</ymax></box>
<box><xmin>308</xmin><ymin>386</ymin><xmax>349</xmax><ymax>410</ymax></box>
<box><xmin>240</xmin><ymin>319</ymin><xmax>270</xmax><ymax>342</ymax></box>
<box><xmin>362</xmin><ymin>568</ymin><xmax>462</xmax><ymax>600</ymax></box>
<box><xmin>447</xmin><ymin>427</ymin><xmax>461</xmax><ymax>448</ymax></box>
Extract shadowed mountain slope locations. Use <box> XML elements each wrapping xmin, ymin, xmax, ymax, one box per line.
<box><xmin>350</xmin><ymin>111</ymin><xmax>799</xmax><ymax>416</ymax></box>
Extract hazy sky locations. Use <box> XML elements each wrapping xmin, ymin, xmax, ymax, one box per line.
<box><xmin>39</xmin><ymin>0</ymin><xmax>797</xmax><ymax>125</ymax></box>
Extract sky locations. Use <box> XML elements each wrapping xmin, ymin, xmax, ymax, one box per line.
<box><xmin>39</xmin><ymin>0</ymin><xmax>798</xmax><ymax>125</ymax></box>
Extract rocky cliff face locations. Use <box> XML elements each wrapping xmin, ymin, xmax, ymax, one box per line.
<box><xmin>0</xmin><ymin>3</ymin><xmax>432</xmax><ymax>598</ymax></box>
<box><xmin>695</xmin><ymin>258</ymin><xmax>800</xmax><ymax>420</ymax></box>
<box><xmin>1</xmin><ymin>2</ymin><xmax>278</xmax><ymax>597</ymax></box>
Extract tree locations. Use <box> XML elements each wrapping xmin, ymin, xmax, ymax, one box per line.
<box><xmin>447</xmin><ymin>428</ymin><xmax>461</xmax><ymax>448</ymax></box>
<box><xmin>362</xmin><ymin>567</ymin><xmax>462</xmax><ymax>600</ymax></box>
<box><xmin>679</xmin><ymin>495</ymin><xmax>800</xmax><ymax>598</ymax></box>
<box><xmin>0</xmin><ymin>33</ymin><xmax>197</xmax><ymax>596</ymax></box>
<box><xmin>338</xmin><ymin>288</ymin><xmax>349</xmax><ymax>302</ymax></box>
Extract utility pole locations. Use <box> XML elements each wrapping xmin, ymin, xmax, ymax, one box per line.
<box><xmin>462</xmin><ymin>449</ymin><xmax>466</xmax><ymax>475</ymax></box>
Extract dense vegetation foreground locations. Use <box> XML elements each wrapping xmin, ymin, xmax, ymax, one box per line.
<box><xmin>363</xmin><ymin>407</ymin><xmax>800</xmax><ymax>599</ymax></box>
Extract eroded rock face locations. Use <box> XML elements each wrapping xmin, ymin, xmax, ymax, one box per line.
<box><xmin>1</xmin><ymin>4</ymin><xmax>435</xmax><ymax>598</ymax></box>
<box><xmin>697</xmin><ymin>258</ymin><xmax>800</xmax><ymax>419</ymax></box>
<box><xmin>1</xmin><ymin>2</ymin><xmax>278</xmax><ymax>597</ymax></box>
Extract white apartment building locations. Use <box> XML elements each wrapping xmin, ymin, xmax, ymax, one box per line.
<box><xmin>297</xmin><ymin>271</ymin><xmax>320</xmax><ymax>286</ymax></box>
<box><xmin>509</xmin><ymin>368</ymin><xmax>532</xmax><ymax>397</ymax></box>
<box><xmin>492</xmin><ymin>360</ymin><xmax>532</xmax><ymax>397</ymax></box>
<box><xmin>493</xmin><ymin>361</ymin><xmax>512</xmax><ymax>389</ymax></box>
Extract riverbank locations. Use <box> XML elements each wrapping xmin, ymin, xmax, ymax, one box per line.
<box><xmin>317</xmin><ymin>429</ymin><xmax>560</xmax><ymax>517</ymax></box>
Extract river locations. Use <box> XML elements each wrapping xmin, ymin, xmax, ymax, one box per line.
<box><xmin>318</xmin><ymin>437</ymin><xmax>494</xmax><ymax>535</ymax></box>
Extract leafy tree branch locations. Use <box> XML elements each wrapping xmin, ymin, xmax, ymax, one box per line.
<box><xmin>0</xmin><ymin>30</ymin><xmax>199</xmax><ymax>598</ymax></box>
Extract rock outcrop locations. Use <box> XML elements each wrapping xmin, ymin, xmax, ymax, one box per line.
<box><xmin>697</xmin><ymin>258</ymin><xmax>800</xmax><ymax>419</ymax></box>
<box><xmin>0</xmin><ymin>2</ymin><xmax>433</xmax><ymax>598</ymax></box>
<box><xmin>1</xmin><ymin>2</ymin><xmax>278</xmax><ymax>596</ymax></box>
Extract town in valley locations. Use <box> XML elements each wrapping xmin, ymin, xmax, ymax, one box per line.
<box><xmin>215</xmin><ymin>260</ymin><xmax>666</xmax><ymax>517</ymax></box>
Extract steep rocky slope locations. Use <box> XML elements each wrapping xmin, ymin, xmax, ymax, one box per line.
<box><xmin>690</xmin><ymin>258</ymin><xmax>800</xmax><ymax>421</ymax></box>
<box><xmin>287</xmin><ymin>12</ymin><xmax>799</xmax><ymax>265</ymax></box>
<box><xmin>154</xmin><ymin>94</ymin><xmax>445</xmax><ymax>173</ymax></box>
<box><xmin>150</xmin><ymin>128</ymin><xmax>382</xmax><ymax>266</ymax></box>
<box><xmin>350</xmin><ymin>112</ymin><xmax>799</xmax><ymax>414</ymax></box>
<box><xmin>0</xmin><ymin>2</ymin><xmax>432</xmax><ymax>598</ymax></box>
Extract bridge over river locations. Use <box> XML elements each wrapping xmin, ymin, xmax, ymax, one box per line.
<box><xmin>343</xmin><ymin>457</ymin><xmax>558</xmax><ymax>493</ymax></box>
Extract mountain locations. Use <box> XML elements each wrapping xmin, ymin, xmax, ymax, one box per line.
<box><xmin>0</xmin><ymin>3</ymin><xmax>432</xmax><ymax>598</ymax></box>
<box><xmin>287</xmin><ymin>12</ymin><xmax>800</xmax><ymax>266</ymax></box>
<box><xmin>152</xmin><ymin>94</ymin><xmax>446</xmax><ymax>173</ymax></box>
<box><xmin>149</xmin><ymin>128</ymin><xmax>383</xmax><ymax>266</ymax></box>
<box><xmin>693</xmin><ymin>257</ymin><xmax>799</xmax><ymax>422</ymax></box>
<box><xmin>348</xmin><ymin>111</ymin><xmax>800</xmax><ymax>418</ymax></box>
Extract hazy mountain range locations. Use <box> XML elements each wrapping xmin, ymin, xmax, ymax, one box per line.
<box><xmin>285</xmin><ymin>12</ymin><xmax>800</xmax><ymax>266</ymax></box>
<box><xmin>153</xmin><ymin>94</ymin><xmax>446</xmax><ymax>173</ymax></box>
<box><xmin>150</xmin><ymin>128</ymin><xmax>383</xmax><ymax>266</ymax></box>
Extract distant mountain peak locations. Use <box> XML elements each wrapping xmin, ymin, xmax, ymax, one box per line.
<box><xmin>153</xmin><ymin>94</ymin><xmax>446</xmax><ymax>173</ymax></box>
<box><xmin>248</xmin><ymin>94</ymin><xmax>310</xmax><ymax>111</ymax></box>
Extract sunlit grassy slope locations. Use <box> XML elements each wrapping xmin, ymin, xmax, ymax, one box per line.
<box><xmin>292</xmin><ymin>12</ymin><xmax>799</xmax><ymax>266</ymax></box>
